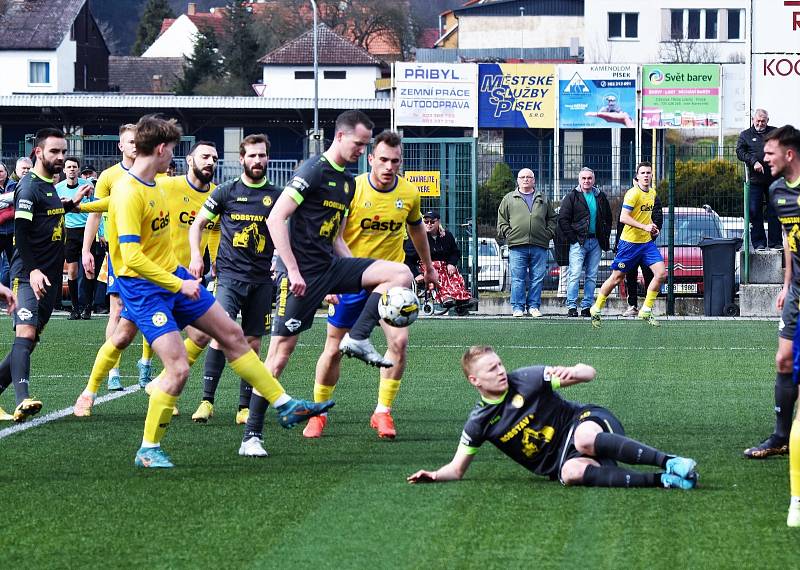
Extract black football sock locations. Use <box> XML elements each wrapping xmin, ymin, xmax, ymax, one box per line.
<box><xmin>594</xmin><ymin>432</ymin><xmax>669</xmax><ymax>468</ymax></box>
<box><xmin>201</xmin><ymin>347</ymin><xmax>226</xmax><ymax>403</ymax></box>
<box><xmin>239</xmin><ymin>379</ymin><xmax>253</xmax><ymax>410</ymax></box>
<box><xmin>582</xmin><ymin>465</ymin><xmax>661</xmax><ymax>487</ymax></box>
<box><xmin>68</xmin><ymin>279</ymin><xmax>79</xmax><ymax>311</ymax></box>
<box><xmin>243</xmin><ymin>393</ymin><xmax>269</xmax><ymax>441</ymax></box>
<box><xmin>0</xmin><ymin>351</ymin><xmax>12</xmax><ymax>394</ymax></box>
<box><xmin>349</xmin><ymin>292</ymin><xmax>382</xmax><ymax>341</ymax></box>
<box><xmin>774</xmin><ymin>372</ymin><xmax>798</xmax><ymax>440</ymax></box>
<box><xmin>10</xmin><ymin>337</ymin><xmax>34</xmax><ymax>404</ymax></box>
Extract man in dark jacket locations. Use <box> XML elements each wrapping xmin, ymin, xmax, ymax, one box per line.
<box><xmin>736</xmin><ymin>109</ymin><xmax>779</xmax><ymax>250</ymax></box>
<box><xmin>558</xmin><ymin>168</ymin><xmax>612</xmax><ymax>317</ymax></box>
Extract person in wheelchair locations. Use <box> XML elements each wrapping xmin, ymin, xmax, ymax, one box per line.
<box><xmin>404</xmin><ymin>210</ymin><xmax>474</xmax><ymax>314</ymax></box>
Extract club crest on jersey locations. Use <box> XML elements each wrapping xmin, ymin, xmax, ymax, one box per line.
<box><xmin>344</xmin><ymin>182</ymin><xmax>350</xmax><ymax>195</ymax></box>
<box><xmin>152</xmin><ymin>312</ymin><xmax>168</xmax><ymax>327</ymax></box>
<box><xmin>149</xmin><ymin>200</ymin><xmax>155</xmax><ymax>207</ymax></box>
<box><xmin>262</xmin><ymin>196</ymin><xmax>273</xmax><ymax>207</ymax></box>
<box><xmin>395</xmin><ymin>199</ymin><xmax>404</xmax><ymax>209</ymax></box>
<box><xmin>364</xmin><ymin>201</ymin><xmax>372</xmax><ymax>208</ymax></box>
<box><xmin>618</xmin><ymin>262</ymin><xmax>626</xmax><ymax>269</ymax></box>
<box><xmin>796</xmin><ymin>195</ymin><xmax>800</xmax><ymax>207</ymax></box>
<box><xmin>511</xmin><ymin>394</ymin><xmax>524</xmax><ymax>408</ymax></box>
<box><xmin>183</xmin><ymin>196</ymin><xmax>190</xmax><ymax>203</ymax></box>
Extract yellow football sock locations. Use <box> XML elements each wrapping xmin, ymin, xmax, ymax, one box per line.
<box><xmin>143</xmin><ymin>388</ymin><xmax>178</xmax><ymax>446</ymax></box>
<box><xmin>141</xmin><ymin>339</ymin><xmax>153</xmax><ymax>362</ymax></box>
<box><xmin>230</xmin><ymin>350</ymin><xmax>285</xmax><ymax>404</ymax></box>
<box><xmin>113</xmin><ymin>354</ymin><xmax>122</xmax><ymax>370</ymax></box>
<box><xmin>314</xmin><ymin>383</ymin><xmax>336</xmax><ymax>403</ymax></box>
<box><xmin>185</xmin><ymin>338</ymin><xmax>204</xmax><ymax>366</ymax></box>
<box><xmin>790</xmin><ymin>418</ymin><xmax>800</xmax><ymax>497</ymax></box>
<box><xmin>378</xmin><ymin>378</ymin><xmax>401</xmax><ymax>408</ymax></box>
<box><xmin>86</xmin><ymin>341</ymin><xmax>122</xmax><ymax>394</ymax></box>
<box><xmin>593</xmin><ymin>293</ymin><xmax>608</xmax><ymax>311</ymax></box>
<box><xmin>643</xmin><ymin>289</ymin><xmax>658</xmax><ymax>311</ymax></box>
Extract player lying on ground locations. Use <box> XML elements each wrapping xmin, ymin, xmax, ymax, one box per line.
<box><xmin>408</xmin><ymin>346</ymin><xmax>698</xmax><ymax>489</ymax></box>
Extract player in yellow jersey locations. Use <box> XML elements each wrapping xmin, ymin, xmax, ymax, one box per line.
<box><xmin>589</xmin><ymin>162</ymin><xmax>666</xmax><ymax>328</ymax></box>
<box><xmin>73</xmin><ymin>141</ymin><xmax>220</xmax><ymax>416</ymax></box>
<box><xmin>81</xmin><ymin>115</ymin><xmax>332</xmax><ymax>468</ymax></box>
<box><xmin>78</xmin><ymin>124</ymin><xmax>139</xmax><ymax>390</ymax></box>
<box><xmin>303</xmin><ymin>130</ymin><xmax>438</xmax><ymax>439</ymax></box>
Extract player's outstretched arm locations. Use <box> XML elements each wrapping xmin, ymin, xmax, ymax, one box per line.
<box><xmin>407</xmin><ymin>446</ymin><xmax>475</xmax><ymax>484</ymax></box>
<box><xmin>547</xmin><ymin>364</ymin><xmax>597</xmax><ymax>388</ymax></box>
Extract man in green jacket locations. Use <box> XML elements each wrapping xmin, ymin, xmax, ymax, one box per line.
<box><xmin>497</xmin><ymin>169</ymin><xmax>557</xmax><ymax>317</ymax></box>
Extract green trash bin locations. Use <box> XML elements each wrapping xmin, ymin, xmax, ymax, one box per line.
<box><xmin>698</xmin><ymin>237</ymin><xmax>742</xmax><ymax>316</ymax></box>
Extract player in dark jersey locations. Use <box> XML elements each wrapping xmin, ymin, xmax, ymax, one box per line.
<box><xmin>759</xmin><ymin>125</ymin><xmax>800</xmax><ymax>527</ymax></box>
<box><xmin>408</xmin><ymin>346</ymin><xmax>699</xmax><ymax>489</ymax></box>
<box><xmin>241</xmin><ymin>110</ymin><xmax>412</xmax><ymax>449</ymax></box>
<box><xmin>0</xmin><ymin>128</ymin><xmax>88</xmax><ymax>421</ymax></box>
<box><xmin>187</xmin><ymin>134</ymin><xmax>281</xmax><ymax>453</ymax></box>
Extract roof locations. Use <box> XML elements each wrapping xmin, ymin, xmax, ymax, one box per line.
<box><xmin>259</xmin><ymin>23</ymin><xmax>384</xmax><ymax>66</ymax></box>
<box><xmin>159</xmin><ymin>12</ymin><xmax>226</xmax><ymax>40</ymax></box>
<box><xmin>453</xmin><ymin>0</ymin><xmax>584</xmax><ymax>17</ymax></box>
<box><xmin>0</xmin><ymin>93</ymin><xmax>391</xmax><ymax>110</ymax></box>
<box><xmin>0</xmin><ymin>0</ymin><xmax>86</xmax><ymax>50</ymax></box>
<box><xmin>109</xmin><ymin>57</ymin><xmax>184</xmax><ymax>94</ymax></box>
<box><xmin>417</xmin><ymin>28</ymin><xmax>440</xmax><ymax>50</ymax></box>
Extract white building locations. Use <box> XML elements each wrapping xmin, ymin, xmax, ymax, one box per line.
<box><xmin>258</xmin><ymin>24</ymin><xmax>385</xmax><ymax>100</ymax></box>
<box><xmin>142</xmin><ymin>4</ymin><xmax>226</xmax><ymax>59</ymax></box>
<box><xmin>585</xmin><ymin>0</ymin><xmax>749</xmax><ymax>64</ymax></box>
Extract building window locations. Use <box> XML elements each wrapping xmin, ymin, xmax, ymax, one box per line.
<box><xmin>668</xmin><ymin>8</ymin><xmax>737</xmax><ymax>41</ymax></box>
<box><xmin>727</xmin><ymin>9</ymin><xmax>742</xmax><ymax>40</ymax></box>
<box><xmin>608</xmin><ymin>12</ymin><xmax>638</xmax><ymax>39</ymax></box>
<box><xmin>705</xmin><ymin>9</ymin><xmax>718</xmax><ymax>39</ymax></box>
<box><xmin>29</xmin><ymin>61</ymin><xmax>50</xmax><ymax>84</ymax></box>
<box><xmin>323</xmin><ymin>70</ymin><xmax>346</xmax><ymax>79</ymax></box>
<box><xmin>294</xmin><ymin>71</ymin><xmax>314</xmax><ymax>79</ymax></box>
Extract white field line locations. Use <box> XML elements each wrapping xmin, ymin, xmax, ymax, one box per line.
<box><xmin>0</xmin><ymin>383</ymin><xmax>141</xmax><ymax>440</ymax></box>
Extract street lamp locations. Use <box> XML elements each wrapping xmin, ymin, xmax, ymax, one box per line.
<box><xmin>519</xmin><ymin>6</ymin><xmax>524</xmax><ymax>60</ymax></box>
<box><xmin>310</xmin><ymin>0</ymin><xmax>319</xmax><ymax>134</ymax></box>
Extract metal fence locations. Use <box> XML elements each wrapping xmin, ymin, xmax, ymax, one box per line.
<box><xmin>475</xmin><ymin>143</ymin><xmax>747</xmax><ymax>310</ymax></box>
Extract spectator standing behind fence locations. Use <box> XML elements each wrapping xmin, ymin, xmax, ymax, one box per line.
<box><xmin>557</xmin><ymin>167</ymin><xmax>612</xmax><ymax>318</ymax></box>
<box><xmin>2</xmin><ymin>158</ymin><xmax>33</xmax><ymax>288</ymax></box>
<box><xmin>0</xmin><ymin>161</ymin><xmax>13</xmax><ymax>288</ymax></box>
<box><xmin>617</xmin><ymin>192</ymin><xmax>663</xmax><ymax>317</ymax></box>
<box><xmin>736</xmin><ymin>108</ymin><xmax>780</xmax><ymax>250</ymax></box>
<box><xmin>497</xmin><ymin>169</ymin><xmax>557</xmax><ymax>318</ymax></box>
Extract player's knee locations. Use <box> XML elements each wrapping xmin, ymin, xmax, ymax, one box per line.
<box><xmin>777</xmin><ymin>351</ymin><xmax>793</xmax><ymax>373</ymax></box>
<box><xmin>573</xmin><ymin>432</ymin><xmax>596</xmax><ymax>456</ymax></box>
<box><xmin>387</xmin><ymin>335</ymin><xmax>408</xmax><ymax>356</ymax></box>
<box><xmin>560</xmin><ymin>463</ymin><xmax>585</xmax><ymax>486</ymax></box>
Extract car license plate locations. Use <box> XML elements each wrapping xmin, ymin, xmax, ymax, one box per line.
<box><xmin>661</xmin><ymin>283</ymin><xmax>698</xmax><ymax>294</ymax></box>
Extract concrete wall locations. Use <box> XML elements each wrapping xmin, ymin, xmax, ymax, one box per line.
<box><xmin>585</xmin><ymin>0</ymin><xmax>749</xmax><ymax>64</ymax></box>
<box><xmin>261</xmin><ymin>65</ymin><xmax>380</xmax><ymax>99</ymax></box>
<box><xmin>458</xmin><ymin>16</ymin><xmax>583</xmax><ymax>50</ymax></box>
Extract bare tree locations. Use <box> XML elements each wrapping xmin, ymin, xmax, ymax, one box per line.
<box><xmin>659</xmin><ymin>39</ymin><xmax>719</xmax><ymax>63</ymax></box>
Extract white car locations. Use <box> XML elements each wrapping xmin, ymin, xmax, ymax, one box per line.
<box><xmin>468</xmin><ymin>238</ymin><xmax>508</xmax><ymax>291</ymax></box>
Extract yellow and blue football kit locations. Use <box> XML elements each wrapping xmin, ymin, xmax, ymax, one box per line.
<box><xmin>109</xmin><ymin>172</ymin><xmax>214</xmax><ymax>344</ymax></box>
<box><xmin>328</xmin><ymin>173</ymin><xmax>422</xmax><ymax>330</ymax></box>
<box><xmin>161</xmin><ymin>175</ymin><xmax>219</xmax><ymax>267</ymax></box>
<box><xmin>611</xmin><ymin>184</ymin><xmax>663</xmax><ymax>272</ymax></box>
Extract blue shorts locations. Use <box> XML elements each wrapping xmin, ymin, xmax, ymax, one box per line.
<box><xmin>117</xmin><ymin>266</ymin><xmax>216</xmax><ymax>345</ymax></box>
<box><xmin>327</xmin><ymin>289</ymin><xmax>369</xmax><ymax>329</ymax></box>
<box><xmin>107</xmin><ymin>257</ymin><xmax>119</xmax><ymax>295</ymax></box>
<box><xmin>611</xmin><ymin>240</ymin><xmax>663</xmax><ymax>272</ymax></box>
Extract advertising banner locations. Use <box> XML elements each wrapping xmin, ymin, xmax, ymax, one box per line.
<box><xmin>751</xmin><ymin>0</ymin><xmax>800</xmax><ymax>126</ymax></box>
<box><xmin>477</xmin><ymin>63</ymin><xmax>556</xmax><ymax>128</ymax></box>
<box><xmin>558</xmin><ymin>64</ymin><xmax>636</xmax><ymax>128</ymax></box>
<box><xmin>641</xmin><ymin>64</ymin><xmax>720</xmax><ymax>129</ymax></box>
<box><xmin>405</xmin><ymin>171</ymin><xmax>440</xmax><ymax>197</ymax></box>
<box><xmin>395</xmin><ymin>63</ymin><xmax>477</xmax><ymax>128</ymax></box>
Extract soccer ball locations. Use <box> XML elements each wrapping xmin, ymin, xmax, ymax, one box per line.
<box><xmin>378</xmin><ymin>287</ymin><xmax>420</xmax><ymax>328</ymax></box>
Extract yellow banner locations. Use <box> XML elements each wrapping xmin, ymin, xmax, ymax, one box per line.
<box><xmin>405</xmin><ymin>171</ymin><xmax>440</xmax><ymax>197</ymax></box>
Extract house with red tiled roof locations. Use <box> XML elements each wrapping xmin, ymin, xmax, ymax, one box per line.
<box><xmin>142</xmin><ymin>3</ymin><xmax>225</xmax><ymax>58</ymax></box>
<box><xmin>258</xmin><ymin>23</ymin><xmax>386</xmax><ymax>99</ymax></box>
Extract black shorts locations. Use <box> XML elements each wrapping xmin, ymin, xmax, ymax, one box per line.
<box><xmin>215</xmin><ymin>276</ymin><xmax>272</xmax><ymax>337</ymax></box>
<box><xmin>272</xmin><ymin>257</ymin><xmax>376</xmax><ymax>337</ymax></box>
<box><xmin>557</xmin><ymin>405</ymin><xmax>625</xmax><ymax>484</ymax></box>
<box><xmin>11</xmin><ymin>275</ymin><xmax>58</xmax><ymax>332</ymax></box>
<box><xmin>64</xmin><ymin>227</ymin><xmax>86</xmax><ymax>264</ymax></box>
<box><xmin>779</xmin><ymin>285</ymin><xmax>799</xmax><ymax>340</ymax></box>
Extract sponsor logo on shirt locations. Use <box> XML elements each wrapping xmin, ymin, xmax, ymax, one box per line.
<box><xmin>284</xmin><ymin>318</ymin><xmax>302</xmax><ymax>332</ymax></box>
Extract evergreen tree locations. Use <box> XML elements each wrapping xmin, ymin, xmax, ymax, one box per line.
<box><xmin>175</xmin><ymin>26</ymin><xmax>223</xmax><ymax>95</ymax></box>
<box><xmin>219</xmin><ymin>1</ymin><xmax>262</xmax><ymax>95</ymax></box>
<box><xmin>131</xmin><ymin>0</ymin><xmax>175</xmax><ymax>56</ymax></box>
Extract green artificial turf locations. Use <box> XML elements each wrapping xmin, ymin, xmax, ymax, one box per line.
<box><xmin>0</xmin><ymin>316</ymin><xmax>797</xmax><ymax>568</ymax></box>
